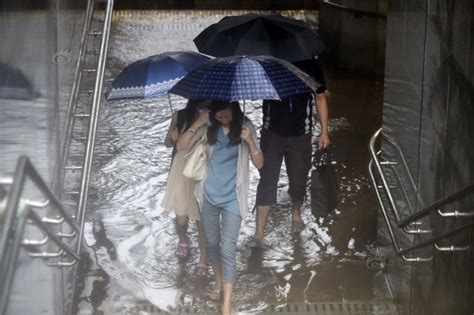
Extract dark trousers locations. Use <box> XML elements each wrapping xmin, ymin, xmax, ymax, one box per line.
<box><xmin>256</xmin><ymin>130</ymin><xmax>312</xmax><ymax>206</ymax></box>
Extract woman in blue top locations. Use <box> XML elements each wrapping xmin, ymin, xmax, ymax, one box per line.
<box><xmin>177</xmin><ymin>100</ymin><xmax>263</xmax><ymax>315</ymax></box>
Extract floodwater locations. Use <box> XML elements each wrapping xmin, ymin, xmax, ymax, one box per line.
<box><xmin>73</xmin><ymin>10</ymin><xmax>384</xmax><ymax>315</ymax></box>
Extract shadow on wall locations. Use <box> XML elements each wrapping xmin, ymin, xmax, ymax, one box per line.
<box><xmin>0</xmin><ymin>63</ymin><xmax>39</xmax><ymax>100</ymax></box>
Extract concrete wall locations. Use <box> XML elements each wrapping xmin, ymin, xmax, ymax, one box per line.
<box><xmin>319</xmin><ymin>0</ymin><xmax>387</xmax><ymax>75</ymax></box>
<box><xmin>0</xmin><ymin>1</ymin><xmax>87</xmax><ymax>314</ymax></box>
<box><xmin>380</xmin><ymin>0</ymin><xmax>474</xmax><ymax>314</ymax></box>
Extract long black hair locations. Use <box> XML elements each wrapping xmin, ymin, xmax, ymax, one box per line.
<box><xmin>176</xmin><ymin>99</ymin><xmax>204</xmax><ymax>133</ymax></box>
<box><xmin>207</xmin><ymin>100</ymin><xmax>243</xmax><ymax>146</ymax></box>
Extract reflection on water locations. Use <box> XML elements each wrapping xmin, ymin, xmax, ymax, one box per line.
<box><xmin>75</xmin><ymin>11</ymin><xmax>383</xmax><ymax>314</ymax></box>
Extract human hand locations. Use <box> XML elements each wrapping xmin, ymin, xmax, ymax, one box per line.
<box><xmin>240</xmin><ymin>125</ymin><xmax>253</xmax><ymax>144</ymax></box>
<box><xmin>318</xmin><ymin>132</ymin><xmax>330</xmax><ymax>149</ymax></box>
<box><xmin>170</xmin><ymin>127</ymin><xmax>179</xmax><ymax>143</ymax></box>
<box><xmin>195</xmin><ymin>109</ymin><xmax>209</xmax><ymax>127</ymax></box>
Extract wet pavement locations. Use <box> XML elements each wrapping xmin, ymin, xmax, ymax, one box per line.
<box><xmin>73</xmin><ymin>10</ymin><xmax>385</xmax><ymax>315</ymax></box>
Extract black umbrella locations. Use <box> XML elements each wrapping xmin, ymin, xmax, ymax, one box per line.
<box><xmin>194</xmin><ymin>13</ymin><xmax>325</xmax><ymax>62</ymax></box>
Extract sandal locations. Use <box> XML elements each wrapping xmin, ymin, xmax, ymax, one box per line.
<box><xmin>291</xmin><ymin>219</ymin><xmax>306</xmax><ymax>233</ymax></box>
<box><xmin>194</xmin><ymin>263</ymin><xmax>209</xmax><ymax>277</ymax></box>
<box><xmin>176</xmin><ymin>241</ymin><xmax>190</xmax><ymax>259</ymax></box>
<box><xmin>207</xmin><ymin>287</ymin><xmax>222</xmax><ymax>301</ymax></box>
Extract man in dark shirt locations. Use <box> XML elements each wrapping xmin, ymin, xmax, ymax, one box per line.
<box><xmin>252</xmin><ymin>59</ymin><xmax>330</xmax><ymax>247</ymax></box>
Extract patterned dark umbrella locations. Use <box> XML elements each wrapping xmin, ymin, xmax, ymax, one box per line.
<box><xmin>194</xmin><ymin>13</ymin><xmax>325</xmax><ymax>62</ymax></box>
<box><xmin>168</xmin><ymin>55</ymin><xmax>319</xmax><ymax>102</ymax></box>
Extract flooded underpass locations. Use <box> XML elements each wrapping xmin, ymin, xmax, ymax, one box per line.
<box><xmin>73</xmin><ymin>10</ymin><xmax>388</xmax><ymax>315</ymax></box>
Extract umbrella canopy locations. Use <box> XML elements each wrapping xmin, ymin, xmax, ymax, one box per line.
<box><xmin>106</xmin><ymin>51</ymin><xmax>210</xmax><ymax>101</ymax></box>
<box><xmin>194</xmin><ymin>13</ymin><xmax>325</xmax><ymax>62</ymax></box>
<box><xmin>168</xmin><ymin>55</ymin><xmax>319</xmax><ymax>102</ymax></box>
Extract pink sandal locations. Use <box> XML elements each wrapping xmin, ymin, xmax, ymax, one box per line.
<box><xmin>176</xmin><ymin>241</ymin><xmax>190</xmax><ymax>259</ymax></box>
<box><xmin>194</xmin><ymin>263</ymin><xmax>209</xmax><ymax>277</ymax></box>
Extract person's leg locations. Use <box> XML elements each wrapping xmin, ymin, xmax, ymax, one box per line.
<box><xmin>176</xmin><ymin>215</ymin><xmax>190</xmax><ymax>257</ymax></box>
<box><xmin>176</xmin><ymin>215</ymin><xmax>189</xmax><ymax>242</ymax></box>
<box><xmin>284</xmin><ymin>134</ymin><xmax>312</xmax><ymax>230</ymax></box>
<box><xmin>255</xmin><ymin>131</ymin><xmax>284</xmax><ymax>243</ymax></box>
<box><xmin>196</xmin><ymin>220</ymin><xmax>207</xmax><ymax>263</ymax></box>
<box><xmin>200</xmin><ymin>199</ymin><xmax>223</xmax><ymax>292</ymax></box>
<box><xmin>222</xmin><ymin>283</ymin><xmax>233</xmax><ymax>315</ymax></box>
<box><xmin>220</xmin><ymin>210</ymin><xmax>242</xmax><ymax>314</ymax></box>
<box><xmin>255</xmin><ymin>205</ymin><xmax>271</xmax><ymax>242</ymax></box>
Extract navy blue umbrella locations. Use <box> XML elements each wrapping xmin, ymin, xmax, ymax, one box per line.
<box><xmin>106</xmin><ymin>51</ymin><xmax>210</xmax><ymax>101</ymax></box>
<box><xmin>168</xmin><ymin>55</ymin><xmax>319</xmax><ymax>102</ymax></box>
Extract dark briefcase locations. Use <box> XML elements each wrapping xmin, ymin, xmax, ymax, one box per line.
<box><xmin>311</xmin><ymin>149</ymin><xmax>338</xmax><ymax>218</ymax></box>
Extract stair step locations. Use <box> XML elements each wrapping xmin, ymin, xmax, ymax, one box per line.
<box><xmin>73</xmin><ymin>113</ymin><xmax>91</xmax><ymax>118</ymax></box>
<box><xmin>79</xmin><ymin>89</ymin><xmax>94</xmax><ymax>95</ymax></box>
<box><xmin>63</xmin><ymin>191</ymin><xmax>80</xmax><ymax>195</ymax></box>
<box><xmin>64</xmin><ymin>166</ymin><xmax>83</xmax><ymax>171</ymax></box>
<box><xmin>72</xmin><ymin>136</ymin><xmax>88</xmax><ymax>141</ymax></box>
<box><xmin>128</xmin><ymin>301</ymin><xmax>399</xmax><ymax>315</ymax></box>
<box><xmin>92</xmin><ymin>17</ymin><xmax>105</xmax><ymax>22</ymax></box>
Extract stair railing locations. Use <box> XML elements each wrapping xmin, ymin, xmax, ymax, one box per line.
<box><xmin>0</xmin><ymin>157</ymin><xmax>80</xmax><ymax>314</ymax></box>
<box><xmin>368</xmin><ymin>128</ymin><xmax>474</xmax><ymax>262</ymax></box>
<box><xmin>0</xmin><ymin>0</ymin><xmax>114</xmax><ymax>312</ymax></box>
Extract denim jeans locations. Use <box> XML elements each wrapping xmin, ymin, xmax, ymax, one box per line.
<box><xmin>200</xmin><ymin>198</ymin><xmax>242</xmax><ymax>283</ymax></box>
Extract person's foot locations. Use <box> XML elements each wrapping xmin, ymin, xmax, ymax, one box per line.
<box><xmin>176</xmin><ymin>241</ymin><xmax>190</xmax><ymax>259</ymax></box>
<box><xmin>194</xmin><ymin>263</ymin><xmax>209</xmax><ymax>277</ymax></box>
<box><xmin>207</xmin><ymin>287</ymin><xmax>222</xmax><ymax>301</ymax></box>
<box><xmin>249</xmin><ymin>236</ymin><xmax>265</xmax><ymax>249</ymax></box>
<box><xmin>291</xmin><ymin>219</ymin><xmax>305</xmax><ymax>233</ymax></box>
<box><xmin>222</xmin><ymin>303</ymin><xmax>232</xmax><ymax>315</ymax></box>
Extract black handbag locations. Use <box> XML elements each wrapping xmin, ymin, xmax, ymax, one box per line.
<box><xmin>311</xmin><ymin>149</ymin><xmax>338</xmax><ymax>218</ymax></box>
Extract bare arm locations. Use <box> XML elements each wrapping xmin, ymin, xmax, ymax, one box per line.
<box><xmin>164</xmin><ymin>112</ymin><xmax>179</xmax><ymax>148</ymax></box>
<box><xmin>241</xmin><ymin>125</ymin><xmax>264</xmax><ymax>169</ymax></box>
<box><xmin>176</xmin><ymin>110</ymin><xmax>209</xmax><ymax>151</ymax></box>
<box><xmin>315</xmin><ymin>92</ymin><xmax>330</xmax><ymax>149</ymax></box>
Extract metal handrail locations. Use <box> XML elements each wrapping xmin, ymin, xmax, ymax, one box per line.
<box><xmin>371</xmin><ymin>128</ymin><xmax>474</xmax><ymax>227</ymax></box>
<box><xmin>0</xmin><ymin>157</ymin><xmax>80</xmax><ymax>260</ymax></box>
<box><xmin>1</xmin><ymin>0</ymin><xmax>115</xmax><ymax>311</ymax></box>
<box><xmin>396</xmin><ymin>222</ymin><xmax>473</xmax><ymax>257</ymax></box>
<box><xmin>369</xmin><ymin>128</ymin><xmax>474</xmax><ymax>261</ymax></box>
<box><xmin>74</xmin><ymin>0</ymin><xmax>114</xmax><ymax>255</ymax></box>
<box><xmin>369</xmin><ymin>128</ymin><xmax>431</xmax><ymax>234</ymax></box>
<box><xmin>398</xmin><ymin>183</ymin><xmax>474</xmax><ymax>227</ymax></box>
<box><xmin>27</xmin><ymin>210</ymin><xmax>79</xmax><ymax>260</ymax></box>
<box><xmin>0</xmin><ymin>157</ymin><xmax>80</xmax><ymax>314</ymax></box>
<box><xmin>369</xmin><ymin>158</ymin><xmax>473</xmax><ymax>261</ymax></box>
<box><xmin>60</xmin><ymin>0</ymin><xmax>95</xmax><ymax>186</ymax></box>
<box><xmin>0</xmin><ymin>200</ymin><xmax>29</xmax><ymax>315</ymax></box>
<box><xmin>368</xmin><ymin>159</ymin><xmax>402</xmax><ymax>253</ymax></box>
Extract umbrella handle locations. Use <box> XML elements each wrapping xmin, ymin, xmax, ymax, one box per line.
<box><xmin>167</xmin><ymin>93</ymin><xmax>174</xmax><ymax>112</ymax></box>
<box><xmin>243</xmin><ymin>100</ymin><xmax>246</xmax><ymax>119</ymax></box>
